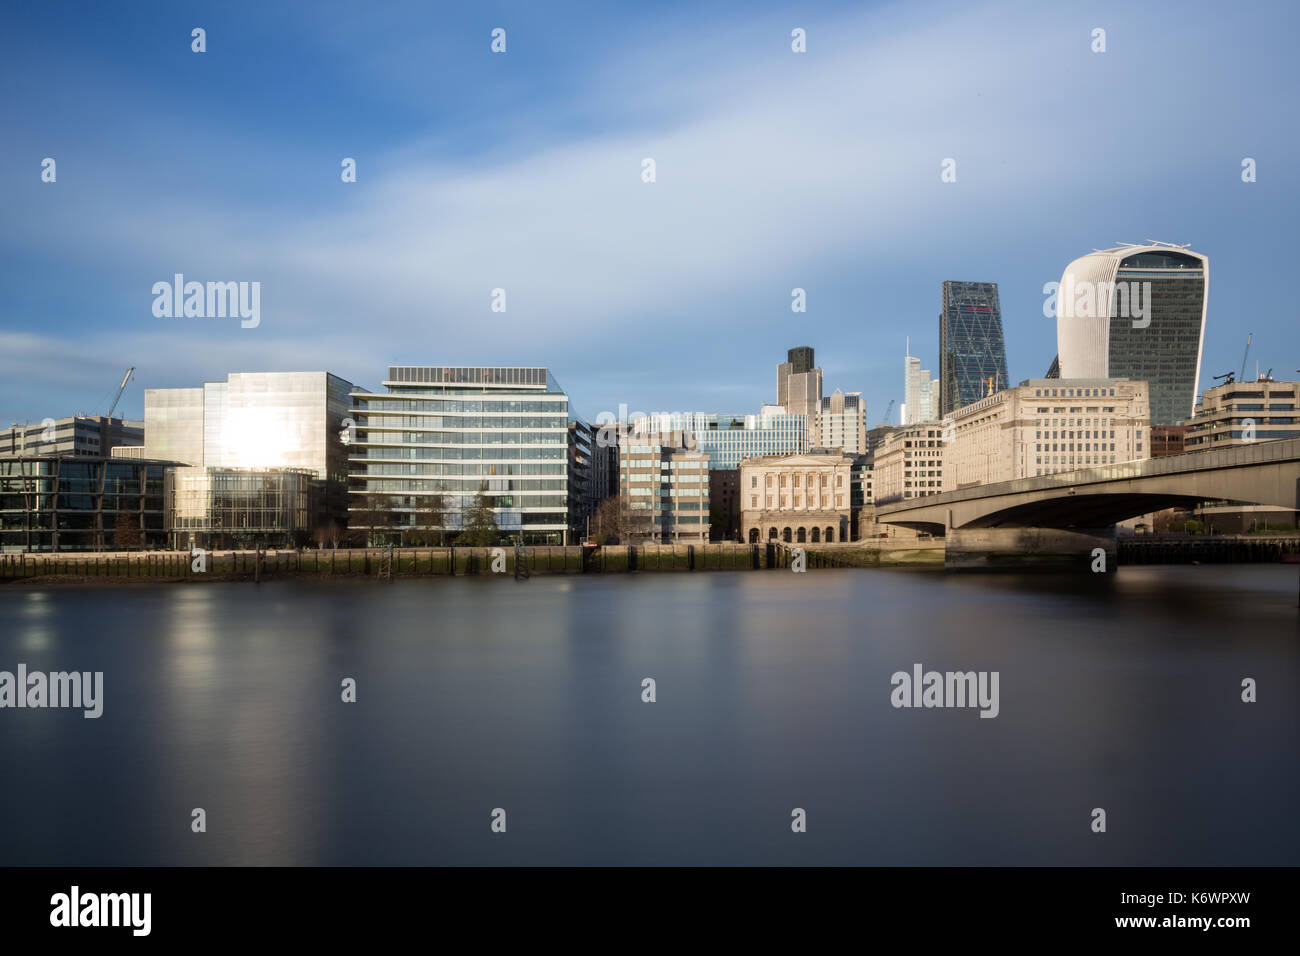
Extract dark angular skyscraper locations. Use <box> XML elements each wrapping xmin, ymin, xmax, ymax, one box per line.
<box><xmin>939</xmin><ymin>281</ymin><xmax>1009</xmax><ymax>416</ymax></box>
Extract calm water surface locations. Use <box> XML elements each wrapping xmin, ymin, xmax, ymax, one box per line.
<box><xmin>1</xmin><ymin>566</ymin><xmax>1297</xmax><ymax>865</ymax></box>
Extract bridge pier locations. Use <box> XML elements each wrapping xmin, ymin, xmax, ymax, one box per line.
<box><xmin>945</xmin><ymin>527</ymin><xmax>1117</xmax><ymax>572</ymax></box>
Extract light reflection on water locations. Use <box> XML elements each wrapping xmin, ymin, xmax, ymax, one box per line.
<box><xmin>0</xmin><ymin>566</ymin><xmax>1296</xmax><ymax>865</ymax></box>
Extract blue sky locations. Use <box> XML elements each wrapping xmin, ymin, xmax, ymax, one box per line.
<box><xmin>2</xmin><ymin>0</ymin><xmax>1297</xmax><ymax>425</ymax></box>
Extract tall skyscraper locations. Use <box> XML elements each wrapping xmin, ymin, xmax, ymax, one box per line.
<box><xmin>903</xmin><ymin>338</ymin><xmax>939</xmax><ymax>424</ymax></box>
<box><xmin>786</xmin><ymin>346</ymin><xmax>815</xmax><ymax>375</ymax></box>
<box><xmin>776</xmin><ymin>346</ymin><xmax>823</xmax><ymax>419</ymax></box>
<box><xmin>1055</xmin><ymin>242</ymin><xmax>1208</xmax><ymax>425</ymax></box>
<box><xmin>939</xmin><ymin>281</ymin><xmax>1009</xmax><ymax>416</ymax></box>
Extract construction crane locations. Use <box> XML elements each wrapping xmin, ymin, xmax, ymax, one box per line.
<box><xmin>1212</xmin><ymin>372</ymin><xmax>1235</xmax><ymax>386</ymax></box>
<box><xmin>884</xmin><ymin>398</ymin><xmax>896</xmax><ymax>424</ymax></box>
<box><xmin>1239</xmin><ymin>333</ymin><xmax>1253</xmax><ymax>383</ymax></box>
<box><xmin>106</xmin><ymin>366</ymin><xmax>135</xmax><ymax>419</ymax></box>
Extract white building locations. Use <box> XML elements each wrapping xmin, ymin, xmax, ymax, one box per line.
<box><xmin>818</xmin><ymin>389</ymin><xmax>867</xmax><ymax>455</ymax></box>
<box><xmin>903</xmin><ymin>344</ymin><xmax>939</xmax><ymax>425</ymax></box>
<box><xmin>1055</xmin><ymin>242</ymin><xmax>1207</xmax><ymax>425</ymax></box>
<box><xmin>872</xmin><ymin>423</ymin><xmax>947</xmax><ymax>505</ymax></box>
<box><xmin>944</xmin><ymin>378</ymin><xmax>1150</xmax><ymax>490</ymax></box>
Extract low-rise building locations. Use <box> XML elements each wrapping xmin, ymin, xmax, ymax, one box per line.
<box><xmin>1150</xmin><ymin>425</ymin><xmax>1188</xmax><ymax>458</ymax></box>
<box><xmin>873</xmin><ymin>423</ymin><xmax>947</xmax><ymax>505</ymax></box>
<box><xmin>739</xmin><ymin>450</ymin><xmax>856</xmax><ymax>544</ymax></box>
<box><xmin>168</xmin><ymin>466</ymin><xmax>318</xmax><ymax>550</ymax></box>
<box><xmin>2</xmin><ymin>415</ymin><xmax>143</xmax><ymax>459</ymax></box>
<box><xmin>0</xmin><ymin>455</ymin><xmax>173</xmax><ymax>552</ymax></box>
<box><xmin>1185</xmin><ymin>379</ymin><xmax>1300</xmax><ymax>453</ymax></box>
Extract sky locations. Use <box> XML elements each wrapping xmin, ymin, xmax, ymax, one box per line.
<box><xmin>2</xmin><ymin>0</ymin><xmax>1297</xmax><ymax>426</ymax></box>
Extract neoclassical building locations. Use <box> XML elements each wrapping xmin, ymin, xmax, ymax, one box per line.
<box><xmin>739</xmin><ymin>451</ymin><xmax>856</xmax><ymax>544</ymax></box>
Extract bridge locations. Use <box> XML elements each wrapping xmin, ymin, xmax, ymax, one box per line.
<box><xmin>873</xmin><ymin>438</ymin><xmax>1300</xmax><ymax>569</ymax></box>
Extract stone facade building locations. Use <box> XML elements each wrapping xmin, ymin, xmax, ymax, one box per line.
<box><xmin>739</xmin><ymin>451</ymin><xmax>856</xmax><ymax>544</ymax></box>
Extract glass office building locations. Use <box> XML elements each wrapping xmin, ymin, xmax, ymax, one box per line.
<box><xmin>0</xmin><ymin>455</ymin><xmax>171</xmax><ymax>552</ymax></box>
<box><xmin>940</xmin><ymin>281</ymin><xmax>1009</xmax><ymax>416</ymax></box>
<box><xmin>349</xmin><ymin>366</ymin><xmax>571</xmax><ymax>544</ymax></box>
<box><xmin>168</xmin><ymin>467</ymin><xmax>316</xmax><ymax>549</ymax></box>
<box><xmin>630</xmin><ymin>410</ymin><xmax>808</xmax><ymax>470</ymax></box>
<box><xmin>1056</xmin><ymin>243</ymin><xmax>1208</xmax><ymax>425</ymax></box>
<box><xmin>121</xmin><ymin>371</ymin><xmax>357</xmax><ymax>540</ymax></box>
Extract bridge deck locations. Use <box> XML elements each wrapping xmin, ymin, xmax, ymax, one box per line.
<box><xmin>876</xmin><ymin>437</ymin><xmax>1300</xmax><ymax>515</ymax></box>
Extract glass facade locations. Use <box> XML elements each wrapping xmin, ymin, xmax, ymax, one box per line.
<box><xmin>1107</xmin><ymin>251</ymin><xmax>1206</xmax><ymax>426</ymax></box>
<box><xmin>0</xmin><ymin>456</ymin><xmax>169</xmax><ymax>552</ymax></box>
<box><xmin>168</xmin><ymin>467</ymin><xmax>316</xmax><ymax>549</ymax></box>
<box><xmin>349</xmin><ymin>366</ymin><xmax>571</xmax><ymax>544</ymax></box>
<box><xmin>666</xmin><ymin>412</ymin><xmax>808</xmax><ymax>470</ymax></box>
<box><xmin>940</xmin><ymin>281</ymin><xmax>1009</xmax><ymax>416</ymax></box>
<box><xmin>138</xmin><ymin>371</ymin><xmax>356</xmax><ymax>532</ymax></box>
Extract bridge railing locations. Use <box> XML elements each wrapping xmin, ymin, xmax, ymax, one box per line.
<box><xmin>877</xmin><ymin>437</ymin><xmax>1300</xmax><ymax>513</ymax></box>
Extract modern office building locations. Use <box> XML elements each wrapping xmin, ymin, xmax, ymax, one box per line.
<box><xmin>776</xmin><ymin>347</ymin><xmax>824</xmax><ymax>419</ymax></box>
<box><xmin>872</xmin><ymin>423</ymin><xmax>947</xmax><ymax>505</ymax></box>
<box><xmin>117</xmin><ymin>371</ymin><xmax>357</xmax><ymax>546</ymax></box>
<box><xmin>2</xmin><ymin>415</ymin><xmax>143</xmax><ymax>459</ymax></box>
<box><xmin>940</xmin><ymin>281</ymin><xmax>1008</xmax><ymax>416</ymax></box>
<box><xmin>568</xmin><ymin>419</ymin><xmax>609</xmax><ymax>541</ymax></box>
<box><xmin>943</xmin><ymin>378</ymin><xmax>1150</xmax><ymax>489</ymax></box>
<box><xmin>168</xmin><ymin>468</ymin><xmax>317</xmax><ymax>549</ymax></box>
<box><xmin>1055</xmin><ymin>242</ymin><xmax>1208</xmax><ymax>425</ymax></box>
<box><xmin>617</xmin><ymin>429</ymin><xmax>710</xmax><ymax>543</ymax></box>
<box><xmin>819</xmin><ymin>389</ymin><xmax>868</xmax><ymax>455</ymax></box>
<box><xmin>631</xmin><ymin>408</ymin><xmax>809</xmax><ymax>470</ymax></box>
<box><xmin>349</xmin><ymin>366</ymin><xmax>571</xmax><ymax>545</ymax></box>
<box><xmin>1184</xmin><ymin>378</ymin><xmax>1300</xmax><ymax>453</ymax></box>
<box><xmin>0</xmin><ymin>455</ymin><xmax>172</xmax><ymax>552</ymax></box>
<box><xmin>739</xmin><ymin>450</ymin><xmax>856</xmax><ymax>544</ymax></box>
<box><xmin>1187</xmin><ymin>380</ymin><xmax>1300</xmax><ymax>529</ymax></box>
<box><xmin>903</xmin><ymin>340</ymin><xmax>939</xmax><ymax>425</ymax></box>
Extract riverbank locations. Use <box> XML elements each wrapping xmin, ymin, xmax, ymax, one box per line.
<box><xmin>0</xmin><ymin>541</ymin><xmax>945</xmax><ymax>585</ymax></box>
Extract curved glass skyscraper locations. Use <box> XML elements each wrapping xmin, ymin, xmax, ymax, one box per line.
<box><xmin>1055</xmin><ymin>243</ymin><xmax>1208</xmax><ymax>425</ymax></box>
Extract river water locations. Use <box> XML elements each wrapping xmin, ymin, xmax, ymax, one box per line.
<box><xmin>1</xmin><ymin>566</ymin><xmax>1297</xmax><ymax>865</ymax></box>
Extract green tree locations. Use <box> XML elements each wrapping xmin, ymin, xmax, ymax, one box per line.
<box><xmin>457</xmin><ymin>483</ymin><xmax>500</xmax><ymax>546</ymax></box>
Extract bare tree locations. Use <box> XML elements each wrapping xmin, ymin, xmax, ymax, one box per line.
<box><xmin>590</xmin><ymin>495</ymin><xmax>652</xmax><ymax>543</ymax></box>
<box><xmin>113</xmin><ymin>512</ymin><xmax>143</xmax><ymax>550</ymax></box>
<box><xmin>408</xmin><ymin>493</ymin><xmax>449</xmax><ymax>546</ymax></box>
<box><xmin>348</xmin><ymin>494</ymin><xmax>398</xmax><ymax>546</ymax></box>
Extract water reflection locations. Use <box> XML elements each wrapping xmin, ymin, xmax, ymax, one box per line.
<box><xmin>0</xmin><ymin>567</ymin><xmax>1296</xmax><ymax>865</ymax></box>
